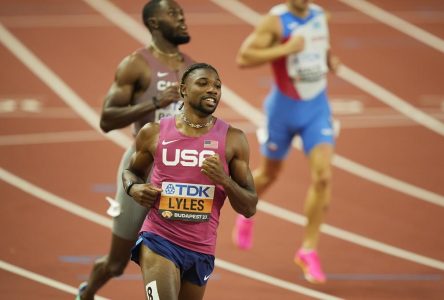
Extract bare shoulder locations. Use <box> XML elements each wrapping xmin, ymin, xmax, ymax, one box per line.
<box><xmin>121</xmin><ymin>51</ymin><xmax>150</xmax><ymax>70</ymax></box>
<box><xmin>324</xmin><ymin>9</ymin><xmax>332</xmax><ymax>22</ymax></box>
<box><xmin>115</xmin><ymin>51</ymin><xmax>151</xmax><ymax>86</ymax></box>
<box><xmin>310</xmin><ymin>3</ymin><xmax>330</xmax><ymax>21</ymax></box>
<box><xmin>135</xmin><ymin>122</ymin><xmax>160</xmax><ymax>152</ymax></box>
<box><xmin>227</xmin><ymin>125</ymin><xmax>249</xmax><ymax>152</ymax></box>
<box><xmin>138</xmin><ymin>122</ymin><xmax>159</xmax><ymax>139</ymax></box>
<box><xmin>257</xmin><ymin>13</ymin><xmax>280</xmax><ymax>34</ymax></box>
<box><xmin>227</xmin><ymin>125</ymin><xmax>245</xmax><ymax>138</ymax></box>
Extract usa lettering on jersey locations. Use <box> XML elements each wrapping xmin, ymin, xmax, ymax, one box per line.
<box><xmin>162</xmin><ymin>148</ymin><xmax>215</xmax><ymax>167</ymax></box>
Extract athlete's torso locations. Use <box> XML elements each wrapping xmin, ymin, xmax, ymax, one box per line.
<box><xmin>141</xmin><ymin>116</ymin><xmax>230</xmax><ymax>255</ymax></box>
<box><xmin>132</xmin><ymin>48</ymin><xmax>194</xmax><ymax>135</ymax></box>
<box><xmin>270</xmin><ymin>3</ymin><xmax>329</xmax><ymax>100</ymax></box>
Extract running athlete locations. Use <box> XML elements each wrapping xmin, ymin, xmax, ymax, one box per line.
<box><xmin>123</xmin><ymin>63</ymin><xmax>258</xmax><ymax>300</ymax></box>
<box><xmin>232</xmin><ymin>0</ymin><xmax>340</xmax><ymax>284</ymax></box>
<box><xmin>76</xmin><ymin>1</ymin><xmax>194</xmax><ymax>299</ymax></box>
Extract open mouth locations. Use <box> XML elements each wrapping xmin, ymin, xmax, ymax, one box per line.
<box><xmin>179</xmin><ymin>24</ymin><xmax>188</xmax><ymax>32</ymax></box>
<box><xmin>203</xmin><ymin>97</ymin><xmax>217</xmax><ymax>106</ymax></box>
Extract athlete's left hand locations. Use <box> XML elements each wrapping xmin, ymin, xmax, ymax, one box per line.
<box><xmin>201</xmin><ymin>154</ymin><xmax>229</xmax><ymax>185</ymax></box>
<box><xmin>328</xmin><ymin>54</ymin><xmax>341</xmax><ymax>73</ymax></box>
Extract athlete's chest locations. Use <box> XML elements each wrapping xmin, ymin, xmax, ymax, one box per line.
<box><xmin>159</xmin><ymin>138</ymin><xmax>218</xmax><ymax>168</ymax></box>
<box><xmin>282</xmin><ymin>13</ymin><xmax>328</xmax><ymax>43</ymax></box>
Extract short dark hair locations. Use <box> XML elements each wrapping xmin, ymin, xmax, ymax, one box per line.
<box><xmin>179</xmin><ymin>63</ymin><xmax>219</xmax><ymax>103</ymax></box>
<box><xmin>180</xmin><ymin>63</ymin><xmax>219</xmax><ymax>86</ymax></box>
<box><xmin>142</xmin><ymin>0</ymin><xmax>162</xmax><ymax>29</ymax></box>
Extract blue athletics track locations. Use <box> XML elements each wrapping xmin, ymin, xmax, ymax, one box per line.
<box><xmin>1</xmin><ymin>0</ymin><xmax>443</xmax><ymax>299</ymax></box>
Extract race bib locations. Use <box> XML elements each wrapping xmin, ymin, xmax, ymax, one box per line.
<box><xmin>287</xmin><ymin>15</ymin><xmax>328</xmax><ymax>82</ymax></box>
<box><xmin>288</xmin><ymin>52</ymin><xmax>325</xmax><ymax>82</ymax></box>
<box><xmin>154</xmin><ymin>101</ymin><xmax>182</xmax><ymax>121</ymax></box>
<box><xmin>158</xmin><ymin>182</ymin><xmax>215</xmax><ymax>222</ymax></box>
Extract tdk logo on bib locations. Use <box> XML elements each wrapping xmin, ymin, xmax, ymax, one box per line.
<box><xmin>164</xmin><ymin>184</ymin><xmax>176</xmax><ymax>194</ymax></box>
<box><xmin>163</xmin><ymin>183</ymin><xmax>213</xmax><ymax>198</ymax></box>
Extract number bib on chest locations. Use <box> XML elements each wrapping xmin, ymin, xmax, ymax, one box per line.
<box><xmin>287</xmin><ymin>52</ymin><xmax>326</xmax><ymax>82</ymax></box>
<box><xmin>158</xmin><ymin>182</ymin><xmax>215</xmax><ymax>222</ymax></box>
<box><xmin>286</xmin><ymin>15</ymin><xmax>329</xmax><ymax>83</ymax></box>
<box><xmin>154</xmin><ymin>102</ymin><xmax>182</xmax><ymax>121</ymax></box>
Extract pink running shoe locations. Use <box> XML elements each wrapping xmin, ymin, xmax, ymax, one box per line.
<box><xmin>294</xmin><ymin>249</ymin><xmax>326</xmax><ymax>284</ymax></box>
<box><xmin>232</xmin><ymin>215</ymin><xmax>254</xmax><ymax>250</ymax></box>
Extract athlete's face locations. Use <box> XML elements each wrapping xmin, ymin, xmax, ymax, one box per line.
<box><xmin>182</xmin><ymin>68</ymin><xmax>221</xmax><ymax>116</ymax></box>
<box><xmin>288</xmin><ymin>0</ymin><xmax>311</xmax><ymax>13</ymax></box>
<box><xmin>158</xmin><ymin>0</ymin><xmax>190</xmax><ymax>45</ymax></box>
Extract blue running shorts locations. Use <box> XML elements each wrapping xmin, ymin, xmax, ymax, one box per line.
<box><xmin>131</xmin><ymin>232</ymin><xmax>215</xmax><ymax>286</ymax></box>
<box><xmin>260</xmin><ymin>86</ymin><xmax>335</xmax><ymax>159</ymax></box>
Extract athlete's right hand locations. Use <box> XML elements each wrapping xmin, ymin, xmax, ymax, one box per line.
<box><xmin>155</xmin><ymin>84</ymin><xmax>181</xmax><ymax>108</ymax></box>
<box><xmin>129</xmin><ymin>183</ymin><xmax>162</xmax><ymax>209</ymax></box>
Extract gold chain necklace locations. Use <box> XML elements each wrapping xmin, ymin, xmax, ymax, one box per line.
<box><xmin>181</xmin><ymin>113</ymin><xmax>214</xmax><ymax>129</ymax></box>
<box><xmin>150</xmin><ymin>42</ymin><xmax>181</xmax><ymax>58</ymax></box>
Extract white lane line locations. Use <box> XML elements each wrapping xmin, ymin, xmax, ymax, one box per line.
<box><xmin>0</xmin><ymin>168</ymin><xmax>342</xmax><ymax>300</ymax></box>
<box><xmin>338</xmin><ymin>66</ymin><xmax>444</xmax><ymax>136</ymax></box>
<box><xmin>257</xmin><ymin>201</ymin><xmax>444</xmax><ymax>271</ymax></box>
<box><xmin>0</xmin><ymin>130</ymin><xmax>104</xmax><ymax>146</ymax></box>
<box><xmin>4</xmin><ymin>107</ymin><xmax>444</xmax><ymax>129</ymax></box>
<box><xmin>215</xmin><ymin>259</ymin><xmax>341</xmax><ymax>300</ymax></box>
<box><xmin>331</xmin><ymin>155</ymin><xmax>444</xmax><ymax>208</ymax></box>
<box><xmin>210</xmin><ymin>0</ymin><xmax>444</xmax><ymax>137</ymax></box>
<box><xmin>338</xmin><ymin>0</ymin><xmax>444</xmax><ymax>53</ymax></box>
<box><xmin>0</xmin><ymin>12</ymin><xmax>244</xmax><ymax>28</ymax></box>
<box><xmin>0</xmin><ymin>23</ymin><xmax>132</xmax><ymax>150</ymax></box>
<box><xmin>1</xmin><ymin>0</ymin><xmax>443</xmax><ymax>271</ymax></box>
<box><xmin>82</xmin><ymin>0</ymin><xmax>148</xmax><ymax>43</ymax></box>
<box><xmin>0</xmin><ymin>260</ymin><xmax>109</xmax><ymax>300</ymax></box>
<box><xmin>0</xmin><ymin>168</ymin><xmax>112</xmax><ymax>228</ymax></box>
<box><xmin>2</xmin><ymin>166</ymin><xmax>444</xmax><ymax>273</ymax></box>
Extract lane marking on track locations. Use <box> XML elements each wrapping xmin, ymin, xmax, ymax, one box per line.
<box><xmin>324</xmin><ymin>273</ymin><xmax>443</xmax><ymax>281</ymax></box>
<box><xmin>80</xmin><ymin>0</ymin><xmax>444</xmax><ymax>208</ymax></box>
<box><xmin>0</xmin><ymin>130</ymin><xmax>104</xmax><ymax>146</ymax></box>
<box><xmin>0</xmin><ymin>23</ymin><xmax>132</xmax><ymax>150</ymax></box>
<box><xmin>0</xmin><ymin>168</ymin><xmax>112</xmax><ymax>228</ymax></box>
<box><xmin>214</xmin><ymin>259</ymin><xmax>341</xmax><ymax>299</ymax></box>
<box><xmin>4</xmin><ymin>103</ymin><xmax>443</xmax><ymax>129</ymax></box>
<box><xmin>0</xmin><ymin>168</ymin><xmax>342</xmax><ymax>300</ymax></box>
<box><xmin>257</xmin><ymin>201</ymin><xmax>444</xmax><ymax>271</ymax></box>
<box><xmin>0</xmin><ymin>98</ymin><xmax>42</xmax><ymax>112</ymax></box>
<box><xmin>0</xmin><ymin>260</ymin><xmax>109</xmax><ymax>300</ymax></box>
<box><xmin>82</xmin><ymin>0</ymin><xmax>148</xmax><ymax>44</ymax></box>
<box><xmin>210</xmin><ymin>0</ymin><xmax>444</xmax><ymax>137</ymax></box>
<box><xmin>0</xmin><ymin>12</ymin><xmax>245</xmax><ymax>28</ymax></box>
<box><xmin>2</xmin><ymin>167</ymin><xmax>444</xmax><ymax>272</ymax></box>
<box><xmin>337</xmin><ymin>66</ymin><xmax>444</xmax><ymax>136</ymax></box>
<box><xmin>338</xmin><ymin>0</ymin><xmax>444</xmax><ymax>53</ymax></box>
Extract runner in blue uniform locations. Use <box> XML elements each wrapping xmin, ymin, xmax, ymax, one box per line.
<box><xmin>232</xmin><ymin>0</ymin><xmax>341</xmax><ymax>284</ymax></box>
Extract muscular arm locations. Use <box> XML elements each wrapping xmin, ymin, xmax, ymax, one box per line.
<box><xmin>201</xmin><ymin>127</ymin><xmax>258</xmax><ymax>218</ymax></box>
<box><xmin>100</xmin><ymin>53</ymin><xmax>183</xmax><ymax>132</ymax></box>
<box><xmin>236</xmin><ymin>14</ymin><xmax>304</xmax><ymax>68</ymax></box>
<box><xmin>99</xmin><ymin>53</ymin><xmax>156</xmax><ymax>132</ymax></box>
<box><xmin>122</xmin><ymin>123</ymin><xmax>162</xmax><ymax>208</ymax></box>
